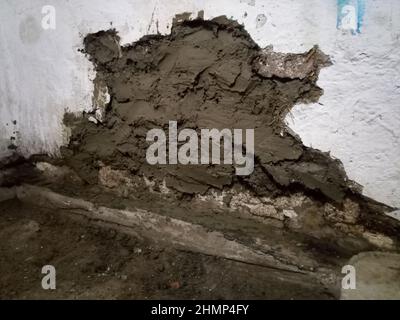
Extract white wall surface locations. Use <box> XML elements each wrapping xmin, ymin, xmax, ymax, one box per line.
<box><xmin>0</xmin><ymin>0</ymin><xmax>399</xmax><ymax>207</ymax></box>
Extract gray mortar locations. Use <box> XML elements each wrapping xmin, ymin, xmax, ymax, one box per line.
<box><xmin>63</xmin><ymin>15</ymin><xmax>350</xmax><ymax>203</ymax></box>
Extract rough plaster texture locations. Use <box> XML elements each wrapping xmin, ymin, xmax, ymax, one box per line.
<box><xmin>0</xmin><ymin>0</ymin><xmax>399</xmax><ymax>207</ymax></box>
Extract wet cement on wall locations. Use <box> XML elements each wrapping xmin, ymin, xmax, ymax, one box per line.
<box><xmin>62</xmin><ymin>15</ymin><xmax>351</xmax><ymax>203</ymax></box>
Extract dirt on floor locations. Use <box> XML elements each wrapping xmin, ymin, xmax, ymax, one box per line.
<box><xmin>0</xmin><ymin>198</ymin><xmax>334</xmax><ymax>300</ymax></box>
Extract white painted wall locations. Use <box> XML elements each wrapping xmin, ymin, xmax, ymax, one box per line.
<box><xmin>1</xmin><ymin>0</ymin><xmax>399</xmax><ymax>207</ymax></box>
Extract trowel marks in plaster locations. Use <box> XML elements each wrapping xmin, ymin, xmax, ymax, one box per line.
<box><xmin>63</xmin><ymin>16</ymin><xmax>354</xmax><ymax>203</ymax></box>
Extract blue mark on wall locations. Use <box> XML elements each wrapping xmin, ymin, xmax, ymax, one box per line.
<box><xmin>337</xmin><ymin>0</ymin><xmax>365</xmax><ymax>34</ymax></box>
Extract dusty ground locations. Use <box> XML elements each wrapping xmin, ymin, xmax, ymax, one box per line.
<box><xmin>0</xmin><ymin>198</ymin><xmax>334</xmax><ymax>300</ymax></box>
